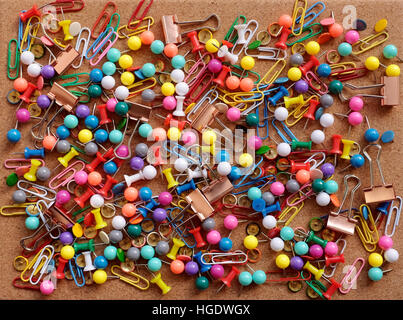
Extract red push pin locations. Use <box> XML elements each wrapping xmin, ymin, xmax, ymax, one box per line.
<box><xmin>86</xmin><ymin>152</ymin><xmax>107</xmax><ymax>172</ymax></box>
<box><xmin>97</xmin><ymin>175</ymin><xmax>118</xmax><ymax>197</ymax></box>
<box><xmin>20</xmin><ymin>82</ymin><xmax>37</xmax><ymax>103</ymax></box>
<box><xmin>19</xmin><ymin>4</ymin><xmax>42</xmax><ymax>23</ymax></box>
<box><xmin>217</xmin><ymin>266</ymin><xmax>240</xmax><ymax>293</ymax></box>
<box><xmin>103</xmin><ymin>147</ymin><xmax>115</xmax><ymax>160</ymax></box>
<box><xmin>74</xmin><ymin>187</ymin><xmax>95</xmax><ymax>208</ymax></box>
<box><xmin>96</xmin><ymin>104</ymin><xmax>112</xmax><ymax>126</ymax></box>
<box><xmin>325</xmin><ymin>253</ymin><xmax>345</xmax><ymax>267</ymax></box>
<box><xmin>187</xmin><ymin>31</ymin><xmax>204</xmax><ymax>54</ymax></box>
<box><xmin>55</xmin><ymin>257</ymin><xmax>68</xmax><ymax>279</ymax></box>
<box><xmin>323</xmin><ymin>278</ymin><xmax>341</xmax><ymax>300</ymax></box>
<box><xmin>299</xmin><ymin>55</ymin><xmax>320</xmax><ymax>75</ymax></box>
<box><xmin>114</xmin><ymin>157</ymin><xmax>125</xmax><ymax>168</ymax></box>
<box><xmin>275</xmin><ymin>28</ymin><xmax>292</xmax><ymax>50</ymax></box>
<box><xmin>213</xmin><ymin>65</ymin><xmax>231</xmax><ymax>87</ymax></box>
<box><xmin>303</xmin><ymin>99</ymin><xmax>320</xmax><ymax>129</ymax></box>
<box><xmin>189</xmin><ymin>226</ymin><xmax>207</xmax><ymax>248</ymax></box>
<box><xmin>330</xmin><ymin>134</ymin><xmax>343</xmax><ymax>166</ymax></box>
<box><xmin>290</xmin><ymin>161</ymin><xmax>311</xmax><ymax>174</ymax></box>
<box><xmin>267</xmin><ymin>227</ymin><xmax>281</xmax><ymax>239</ymax></box>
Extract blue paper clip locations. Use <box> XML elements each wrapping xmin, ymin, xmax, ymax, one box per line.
<box><xmin>17</xmin><ymin>14</ymin><xmax>24</xmax><ymax>50</ymax></box>
<box><xmin>232</xmin><ymin>175</ymin><xmax>275</xmax><ymax>195</ymax></box>
<box><xmin>294</xmin><ymin>1</ymin><xmax>326</xmax><ymax>32</ymax></box>
<box><xmin>272</xmin><ymin>119</ymin><xmax>298</xmax><ymax>143</ymax></box>
<box><xmin>232</xmin><ymin>156</ymin><xmax>264</xmax><ymax>188</ymax></box>
<box><xmin>84</xmin><ymin>26</ymin><xmax>114</xmax><ymax>60</ymax></box>
<box><xmin>257</xmin><ymin>97</ymin><xmax>270</xmax><ymax>140</ymax></box>
<box><xmin>69</xmin><ymin>256</ymin><xmax>85</xmax><ymax>287</ymax></box>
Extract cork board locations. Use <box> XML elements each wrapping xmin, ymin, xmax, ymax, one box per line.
<box><xmin>0</xmin><ymin>0</ymin><xmax>403</xmax><ymax>300</ymax></box>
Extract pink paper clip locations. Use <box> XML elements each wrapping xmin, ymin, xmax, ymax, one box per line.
<box><xmin>286</xmin><ymin>182</ymin><xmax>313</xmax><ymax>206</ymax></box>
<box><xmin>90</xmin><ymin>28</ymin><xmax>118</xmax><ymax>66</ymax></box>
<box><xmin>338</xmin><ymin>257</ymin><xmax>365</xmax><ymax>294</ymax></box>
<box><xmin>48</xmin><ymin>160</ymin><xmax>85</xmax><ymax>190</ymax></box>
<box><xmin>4</xmin><ymin>158</ymin><xmax>45</xmax><ymax>169</ymax></box>
<box><xmin>184</xmin><ymin>54</ymin><xmax>210</xmax><ymax>87</ymax></box>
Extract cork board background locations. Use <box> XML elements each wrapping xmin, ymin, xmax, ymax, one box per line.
<box><xmin>0</xmin><ymin>0</ymin><xmax>403</xmax><ymax>300</ymax></box>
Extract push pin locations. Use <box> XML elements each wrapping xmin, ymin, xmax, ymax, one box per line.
<box><xmin>23</xmin><ymin>159</ymin><xmax>42</xmax><ymax>182</ymax></box>
<box><xmin>216</xmin><ymin>266</ymin><xmax>241</xmax><ymax>293</ymax></box>
<box><xmin>150</xmin><ymin>272</ymin><xmax>171</xmax><ymax>295</ymax></box>
<box><xmin>173</xmin><ymin>95</ymin><xmax>186</xmax><ymax>117</ymax></box>
<box><xmin>167</xmin><ymin>237</ymin><xmax>185</xmax><ymax>260</ymax></box>
<box><xmin>82</xmin><ymin>251</ymin><xmax>96</xmax><ymax>272</ymax></box>
<box><xmin>57</xmin><ymin>147</ymin><xmax>79</xmax><ymax>167</ymax></box>
<box><xmin>58</xmin><ymin>8</ymin><xmax>74</xmax><ymax>42</ymax></box>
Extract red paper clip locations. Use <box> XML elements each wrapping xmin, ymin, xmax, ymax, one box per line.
<box><xmin>46</xmin><ymin>0</ymin><xmax>85</xmax><ymax>13</ymax></box>
<box><xmin>90</xmin><ymin>2</ymin><xmax>117</xmax><ymax>39</ymax></box>
<box><xmin>127</xmin><ymin>0</ymin><xmax>154</xmax><ymax>30</ymax></box>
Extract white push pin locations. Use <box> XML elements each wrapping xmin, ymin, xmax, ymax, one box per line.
<box><xmin>234</xmin><ymin>24</ymin><xmax>248</xmax><ymax>44</ymax></box>
<box><xmin>173</xmin><ymin>95</ymin><xmax>186</xmax><ymax>117</ymax></box>
<box><xmin>217</xmin><ymin>45</ymin><xmax>239</xmax><ymax>65</ymax></box>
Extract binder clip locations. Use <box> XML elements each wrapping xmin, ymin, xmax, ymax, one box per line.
<box><xmin>161</xmin><ymin>14</ymin><xmax>220</xmax><ymax>44</ymax></box>
<box><xmin>47</xmin><ymin>82</ymin><xmax>79</xmax><ymax>112</ymax></box>
<box><xmin>201</xmin><ymin>176</ymin><xmax>234</xmax><ymax>203</ymax></box>
<box><xmin>362</xmin><ymin>144</ymin><xmax>396</xmax><ymax>204</ymax></box>
<box><xmin>185</xmin><ymin>189</ymin><xmax>215</xmax><ymax>221</ymax></box>
<box><xmin>381</xmin><ymin>76</ymin><xmax>399</xmax><ymax>107</ymax></box>
<box><xmin>326</xmin><ymin>174</ymin><xmax>361</xmax><ymax>236</ymax></box>
<box><xmin>50</xmin><ymin>45</ymin><xmax>80</xmax><ymax>75</ymax></box>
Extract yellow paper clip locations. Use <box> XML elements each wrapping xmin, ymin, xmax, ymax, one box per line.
<box><xmin>286</xmin><ymin>96</ymin><xmax>316</xmax><ymax>127</ymax></box>
<box><xmin>127</xmin><ymin>77</ymin><xmax>157</xmax><ymax>97</ymax></box>
<box><xmin>20</xmin><ymin>245</ymin><xmax>54</xmax><ymax>282</ymax></box>
<box><xmin>258</xmin><ymin>59</ymin><xmax>286</xmax><ymax>86</ymax></box>
<box><xmin>111</xmin><ymin>265</ymin><xmax>150</xmax><ymax>290</ymax></box>
<box><xmin>0</xmin><ymin>202</ymin><xmax>42</xmax><ymax>216</ymax></box>
<box><xmin>20</xmin><ymin>16</ymin><xmax>41</xmax><ymax>53</ymax></box>
<box><xmin>329</xmin><ymin>62</ymin><xmax>357</xmax><ymax>76</ymax></box>
<box><xmin>354</xmin><ymin>204</ymin><xmax>379</xmax><ymax>252</ymax></box>
<box><xmin>352</xmin><ymin>31</ymin><xmax>389</xmax><ymax>55</ymax></box>
<box><xmin>117</xmin><ymin>16</ymin><xmax>154</xmax><ymax>39</ymax></box>
<box><xmin>291</xmin><ymin>0</ymin><xmax>308</xmax><ymax>36</ymax></box>
<box><xmin>277</xmin><ymin>197</ymin><xmax>304</xmax><ymax>226</ymax></box>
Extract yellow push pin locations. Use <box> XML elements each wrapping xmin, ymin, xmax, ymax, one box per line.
<box><xmin>340</xmin><ymin>139</ymin><xmax>355</xmax><ymax>160</ymax></box>
<box><xmin>150</xmin><ymin>273</ymin><xmax>171</xmax><ymax>295</ymax></box>
<box><xmin>58</xmin><ymin>147</ymin><xmax>79</xmax><ymax>167</ymax></box>
<box><xmin>197</xmin><ymin>144</ymin><xmax>216</xmax><ymax>156</ymax></box>
<box><xmin>23</xmin><ymin>159</ymin><xmax>41</xmax><ymax>182</ymax></box>
<box><xmin>303</xmin><ymin>261</ymin><xmax>324</xmax><ymax>280</ymax></box>
<box><xmin>92</xmin><ymin>208</ymin><xmax>108</xmax><ymax>230</ymax></box>
<box><xmin>166</xmin><ymin>237</ymin><xmax>185</xmax><ymax>260</ymax></box>
<box><xmin>162</xmin><ymin>168</ymin><xmax>179</xmax><ymax>189</ymax></box>
<box><xmin>284</xmin><ymin>94</ymin><xmax>304</xmax><ymax>109</ymax></box>
<box><xmin>374</xmin><ymin>18</ymin><xmax>388</xmax><ymax>33</ymax></box>
<box><xmin>58</xmin><ymin>7</ymin><xmax>73</xmax><ymax>41</ymax></box>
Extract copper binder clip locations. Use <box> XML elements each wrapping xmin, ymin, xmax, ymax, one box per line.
<box><xmin>201</xmin><ymin>176</ymin><xmax>234</xmax><ymax>203</ymax></box>
<box><xmin>190</xmin><ymin>102</ymin><xmax>220</xmax><ymax>133</ymax></box>
<box><xmin>47</xmin><ymin>82</ymin><xmax>79</xmax><ymax>112</ymax></box>
<box><xmin>185</xmin><ymin>189</ymin><xmax>214</xmax><ymax>221</ymax></box>
<box><xmin>161</xmin><ymin>14</ymin><xmax>220</xmax><ymax>43</ymax></box>
<box><xmin>46</xmin><ymin>205</ymin><xmax>75</xmax><ymax>229</ymax></box>
<box><xmin>362</xmin><ymin>144</ymin><xmax>396</xmax><ymax>204</ymax></box>
<box><xmin>327</xmin><ymin>175</ymin><xmax>361</xmax><ymax>236</ymax></box>
<box><xmin>381</xmin><ymin>76</ymin><xmax>399</xmax><ymax>107</ymax></box>
<box><xmin>50</xmin><ymin>45</ymin><xmax>80</xmax><ymax>75</ymax></box>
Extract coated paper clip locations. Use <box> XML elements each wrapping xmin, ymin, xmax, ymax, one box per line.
<box><xmin>354</xmin><ymin>204</ymin><xmax>379</xmax><ymax>252</ymax></box>
<box><xmin>69</xmin><ymin>256</ymin><xmax>85</xmax><ymax>287</ymax></box>
<box><xmin>85</xmin><ymin>27</ymin><xmax>117</xmax><ymax>65</ymax></box>
<box><xmin>266</xmin><ymin>270</ymin><xmax>310</xmax><ymax>282</ymax></box>
<box><xmin>90</xmin><ymin>1</ymin><xmax>117</xmax><ymax>39</ymax></box>
<box><xmin>19</xmin><ymin>245</ymin><xmax>54</xmax><ymax>282</ymax></box>
<box><xmin>29</xmin><ymin>245</ymin><xmax>54</xmax><ymax>285</ymax></box>
<box><xmin>72</xmin><ymin>27</ymin><xmax>91</xmax><ymax>69</ymax></box>
<box><xmin>0</xmin><ymin>202</ymin><xmax>42</xmax><ymax>217</ymax></box>
<box><xmin>111</xmin><ymin>265</ymin><xmax>150</xmax><ymax>290</ymax></box>
<box><xmin>48</xmin><ymin>160</ymin><xmax>85</xmax><ymax>189</ymax></box>
<box><xmin>272</xmin><ymin>119</ymin><xmax>299</xmax><ymax>144</ymax></box>
<box><xmin>362</xmin><ymin>144</ymin><xmax>396</xmax><ymax>204</ymax></box>
<box><xmin>244</xmin><ymin>47</ymin><xmax>288</xmax><ymax>61</ymax></box>
<box><xmin>44</xmin><ymin>0</ymin><xmax>85</xmax><ymax>14</ymax></box>
<box><xmin>385</xmin><ymin>196</ymin><xmax>401</xmax><ymax>237</ymax></box>
<box><xmin>20</xmin><ymin>218</ymin><xmax>62</xmax><ymax>252</ymax></box>
<box><xmin>291</xmin><ymin>0</ymin><xmax>308</xmax><ymax>36</ymax></box>
<box><xmin>287</xmin><ymin>23</ymin><xmax>324</xmax><ymax>46</ymax></box>
<box><xmin>201</xmin><ymin>250</ymin><xmax>248</xmax><ymax>265</ymax></box>
<box><xmin>294</xmin><ymin>1</ymin><xmax>326</xmax><ymax>33</ymax></box>
<box><xmin>7</xmin><ymin>39</ymin><xmax>20</xmax><ymax>80</ymax></box>
<box><xmin>127</xmin><ymin>0</ymin><xmax>154</xmax><ymax>30</ymax></box>
<box><xmin>339</xmin><ymin>257</ymin><xmax>365</xmax><ymax>294</ymax></box>
<box><xmin>17</xmin><ymin>180</ymin><xmax>57</xmax><ymax>202</ymax></box>
<box><xmin>327</xmin><ymin>175</ymin><xmax>361</xmax><ymax>235</ymax></box>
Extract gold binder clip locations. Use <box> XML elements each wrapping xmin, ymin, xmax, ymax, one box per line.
<box><xmin>327</xmin><ymin>175</ymin><xmax>361</xmax><ymax>236</ymax></box>
<box><xmin>362</xmin><ymin>144</ymin><xmax>396</xmax><ymax>204</ymax></box>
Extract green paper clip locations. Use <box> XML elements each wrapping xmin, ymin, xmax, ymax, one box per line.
<box><xmin>7</xmin><ymin>39</ymin><xmax>20</xmax><ymax>80</ymax></box>
<box><xmin>286</xmin><ymin>23</ymin><xmax>324</xmax><ymax>46</ymax></box>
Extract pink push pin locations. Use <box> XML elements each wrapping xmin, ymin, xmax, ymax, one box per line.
<box><xmin>16</xmin><ymin>108</ymin><xmax>31</xmax><ymax>123</ymax></box>
<box><xmin>324</xmin><ymin>241</ymin><xmax>339</xmax><ymax>257</ymax></box>
<box><xmin>210</xmin><ymin>264</ymin><xmax>225</xmax><ymax>279</ymax></box>
<box><xmin>163</xmin><ymin>96</ymin><xmax>177</xmax><ymax>111</ymax></box>
<box><xmin>106</xmin><ymin>98</ymin><xmax>118</xmax><ymax>112</ymax></box>
<box><xmin>248</xmin><ymin>135</ymin><xmax>263</xmax><ymax>150</ymax></box>
<box><xmin>378</xmin><ymin>235</ymin><xmax>393</xmax><ymax>250</ymax></box>
<box><xmin>40</xmin><ymin>280</ymin><xmax>55</xmax><ymax>295</ymax></box>
<box><xmin>348</xmin><ymin>111</ymin><xmax>363</xmax><ymax>126</ymax></box>
<box><xmin>56</xmin><ymin>190</ymin><xmax>71</xmax><ymax>205</ymax></box>
<box><xmin>116</xmin><ymin>145</ymin><xmax>129</xmax><ymax>158</ymax></box>
<box><xmin>224</xmin><ymin>215</ymin><xmax>238</xmax><ymax>230</ymax></box>
<box><xmin>158</xmin><ymin>191</ymin><xmax>173</xmax><ymax>206</ymax></box>
<box><xmin>206</xmin><ymin>230</ymin><xmax>221</xmax><ymax>245</ymax></box>
<box><xmin>74</xmin><ymin>170</ymin><xmax>88</xmax><ymax>185</ymax></box>
<box><xmin>349</xmin><ymin>96</ymin><xmax>364</xmax><ymax>112</ymax></box>
<box><xmin>309</xmin><ymin>244</ymin><xmax>324</xmax><ymax>259</ymax></box>
<box><xmin>345</xmin><ymin>30</ymin><xmax>360</xmax><ymax>44</ymax></box>
<box><xmin>270</xmin><ymin>181</ymin><xmax>285</xmax><ymax>196</ymax></box>
<box><xmin>226</xmin><ymin>107</ymin><xmax>241</xmax><ymax>122</ymax></box>
<box><xmin>181</xmin><ymin>130</ymin><xmax>197</xmax><ymax>145</ymax></box>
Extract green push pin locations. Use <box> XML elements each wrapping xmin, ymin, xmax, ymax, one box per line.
<box><xmin>117</xmin><ymin>248</ymin><xmax>125</xmax><ymax>262</ymax></box>
<box><xmin>74</xmin><ymin>239</ymin><xmax>95</xmax><ymax>252</ymax></box>
<box><xmin>256</xmin><ymin>145</ymin><xmax>270</xmax><ymax>155</ymax></box>
<box><xmin>306</xmin><ymin>231</ymin><xmax>328</xmax><ymax>248</ymax></box>
<box><xmin>291</xmin><ymin>140</ymin><xmax>312</xmax><ymax>151</ymax></box>
<box><xmin>6</xmin><ymin>173</ymin><xmax>18</xmax><ymax>186</ymax></box>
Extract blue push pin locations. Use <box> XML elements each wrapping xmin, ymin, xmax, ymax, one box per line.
<box><xmin>381</xmin><ymin>130</ymin><xmax>394</xmax><ymax>144</ymax></box>
<box><xmin>228</xmin><ymin>166</ymin><xmax>242</xmax><ymax>181</ymax></box>
<box><xmin>258</xmin><ymin>201</ymin><xmax>281</xmax><ymax>217</ymax></box>
<box><xmin>112</xmin><ymin>182</ymin><xmax>125</xmax><ymax>195</ymax></box>
<box><xmin>138</xmin><ymin>198</ymin><xmax>158</xmax><ymax>217</ymax></box>
<box><xmin>177</xmin><ymin>179</ymin><xmax>196</xmax><ymax>195</ymax></box>
<box><xmin>268</xmin><ymin>86</ymin><xmax>289</xmax><ymax>106</ymax></box>
<box><xmin>364</xmin><ymin>116</ymin><xmax>379</xmax><ymax>143</ymax></box>
<box><xmin>24</xmin><ymin>147</ymin><xmax>45</xmax><ymax>159</ymax></box>
<box><xmin>314</xmin><ymin>106</ymin><xmax>324</xmax><ymax>120</ymax></box>
<box><xmin>194</xmin><ymin>251</ymin><xmax>211</xmax><ymax>273</ymax></box>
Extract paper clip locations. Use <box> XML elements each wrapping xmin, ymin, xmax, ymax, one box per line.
<box><xmin>20</xmin><ymin>245</ymin><xmax>53</xmax><ymax>282</ymax></box>
<box><xmin>12</xmin><ymin>277</ymin><xmax>40</xmax><ymax>291</ymax></box>
<box><xmin>50</xmin><ymin>73</ymin><xmax>90</xmax><ymax>87</ymax></box>
<box><xmin>266</xmin><ymin>270</ymin><xmax>310</xmax><ymax>282</ymax></box>
<box><xmin>48</xmin><ymin>160</ymin><xmax>85</xmax><ymax>189</ymax></box>
<box><xmin>201</xmin><ymin>250</ymin><xmax>248</xmax><ymax>265</ymax></box>
<box><xmin>329</xmin><ymin>62</ymin><xmax>357</xmax><ymax>74</ymax></box>
<box><xmin>339</xmin><ymin>257</ymin><xmax>365</xmax><ymax>294</ymax></box>
<box><xmin>17</xmin><ymin>180</ymin><xmax>57</xmax><ymax>202</ymax></box>
<box><xmin>256</xmin><ymin>99</ymin><xmax>269</xmax><ymax>140</ymax></box>
<box><xmin>224</xmin><ymin>15</ymin><xmax>247</xmax><ymax>44</ymax></box>
<box><xmin>72</xmin><ymin>27</ymin><xmax>91</xmax><ymax>69</ymax></box>
<box><xmin>230</xmin><ymin>20</ymin><xmax>259</xmax><ymax>57</ymax></box>
<box><xmin>90</xmin><ymin>1</ymin><xmax>117</xmax><ymax>39</ymax></box>
<box><xmin>277</xmin><ymin>197</ymin><xmax>304</xmax><ymax>226</ymax></box>
<box><xmin>272</xmin><ymin>119</ymin><xmax>298</xmax><ymax>144</ymax></box>
<box><xmin>332</xmin><ymin>67</ymin><xmax>368</xmax><ymax>82</ymax></box>
<box><xmin>352</xmin><ymin>31</ymin><xmax>389</xmax><ymax>55</ymax></box>
<box><xmin>258</xmin><ymin>59</ymin><xmax>286</xmax><ymax>86</ymax></box>
<box><xmin>7</xmin><ymin>39</ymin><xmax>20</xmax><ymax>80</ymax></box>
<box><xmin>186</xmin><ymin>89</ymin><xmax>218</xmax><ymax>122</ymax></box>
<box><xmin>285</xmin><ymin>96</ymin><xmax>316</xmax><ymax>127</ymax></box>
<box><xmin>86</xmin><ymin>27</ymin><xmax>118</xmax><ymax>66</ymax></box>
<box><xmin>323</xmin><ymin>239</ymin><xmax>347</xmax><ymax>278</ymax></box>
<box><xmin>185</xmin><ymin>71</ymin><xmax>215</xmax><ymax>106</ymax></box>
<box><xmin>0</xmin><ymin>202</ymin><xmax>42</xmax><ymax>217</ymax></box>
<box><xmin>301</xmin><ymin>271</ymin><xmax>327</xmax><ymax>299</ymax></box>
<box><xmin>385</xmin><ymin>196</ymin><xmax>402</xmax><ymax>237</ymax></box>
<box><xmin>291</xmin><ymin>0</ymin><xmax>308</xmax><ymax>36</ymax></box>
<box><xmin>305</xmin><ymin>71</ymin><xmax>328</xmax><ymax>94</ymax></box>
<box><xmin>287</xmin><ymin>23</ymin><xmax>323</xmax><ymax>46</ymax></box>
<box><xmin>117</xmin><ymin>16</ymin><xmax>154</xmax><ymax>39</ymax></box>
<box><xmin>184</xmin><ymin>53</ymin><xmax>209</xmax><ymax>87</ymax></box>
<box><xmin>44</xmin><ymin>0</ymin><xmax>85</xmax><ymax>13</ymax></box>
<box><xmin>29</xmin><ymin>245</ymin><xmax>54</xmax><ymax>285</ymax></box>
<box><xmin>111</xmin><ymin>265</ymin><xmax>150</xmax><ymax>290</ymax></box>
<box><xmin>20</xmin><ymin>16</ymin><xmax>41</xmax><ymax>53</ymax></box>
<box><xmin>127</xmin><ymin>77</ymin><xmax>157</xmax><ymax>98</ymax></box>
<box><xmin>285</xmin><ymin>183</ymin><xmax>313</xmax><ymax>207</ymax></box>
<box><xmin>354</xmin><ymin>204</ymin><xmax>379</xmax><ymax>252</ymax></box>
<box><xmin>244</xmin><ymin>47</ymin><xmax>287</xmax><ymax>61</ymax></box>
<box><xmin>327</xmin><ymin>175</ymin><xmax>361</xmax><ymax>235</ymax></box>
<box><xmin>127</xmin><ymin>0</ymin><xmax>153</xmax><ymax>30</ymax></box>
<box><xmin>362</xmin><ymin>144</ymin><xmax>396</xmax><ymax>204</ymax></box>
<box><xmin>294</xmin><ymin>1</ymin><xmax>326</xmax><ymax>32</ymax></box>
<box><xmin>69</xmin><ymin>256</ymin><xmax>85</xmax><ymax>287</ymax></box>
<box><xmin>4</xmin><ymin>158</ymin><xmax>45</xmax><ymax>169</ymax></box>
